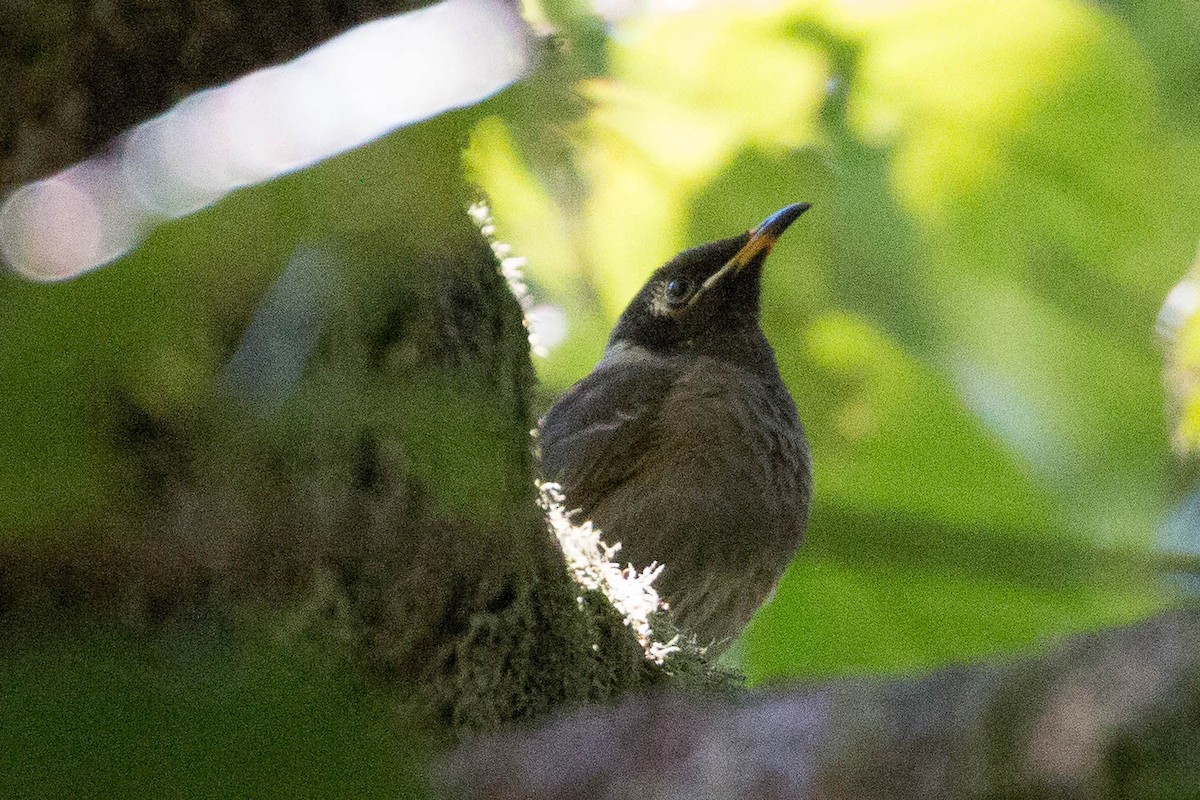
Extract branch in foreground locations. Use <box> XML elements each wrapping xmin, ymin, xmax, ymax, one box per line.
<box><xmin>442</xmin><ymin>606</ymin><xmax>1200</xmax><ymax>799</ymax></box>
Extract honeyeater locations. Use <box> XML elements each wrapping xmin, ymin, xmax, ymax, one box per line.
<box><xmin>539</xmin><ymin>204</ymin><xmax>813</xmax><ymax>650</ymax></box>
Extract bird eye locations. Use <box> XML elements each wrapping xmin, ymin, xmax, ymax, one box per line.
<box><xmin>663</xmin><ymin>277</ymin><xmax>694</xmax><ymax>306</ymax></box>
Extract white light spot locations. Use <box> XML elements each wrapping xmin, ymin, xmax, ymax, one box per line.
<box><xmin>526</xmin><ymin>304</ymin><xmax>569</xmax><ymax>352</ymax></box>
<box><xmin>1</xmin><ymin>0</ymin><xmax>532</xmax><ymax>281</ymax></box>
<box><xmin>1159</xmin><ymin>275</ymin><xmax>1200</xmax><ymax>343</ymax></box>
<box><xmin>0</xmin><ymin>161</ymin><xmax>147</xmax><ymax>282</ymax></box>
<box><xmin>0</xmin><ymin>180</ymin><xmax>99</xmax><ymax>281</ymax></box>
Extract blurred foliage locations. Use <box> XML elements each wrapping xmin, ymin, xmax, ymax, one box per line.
<box><xmin>471</xmin><ymin>0</ymin><xmax>1200</xmax><ymax>681</ymax></box>
<box><xmin>0</xmin><ymin>624</ymin><xmax>430</xmax><ymax>798</ymax></box>
<box><xmin>3</xmin><ymin>0</ymin><xmax>1199</xmax><ymax>691</ymax></box>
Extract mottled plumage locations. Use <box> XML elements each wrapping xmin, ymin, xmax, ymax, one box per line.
<box><xmin>539</xmin><ymin>205</ymin><xmax>813</xmax><ymax>649</ymax></box>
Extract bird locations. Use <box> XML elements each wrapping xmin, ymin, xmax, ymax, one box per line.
<box><xmin>538</xmin><ymin>204</ymin><xmax>813</xmax><ymax>650</ymax></box>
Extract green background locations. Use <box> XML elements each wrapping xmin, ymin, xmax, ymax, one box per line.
<box><xmin>3</xmin><ymin>0</ymin><xmax>1199</xmax><ymax>693</ymax></box>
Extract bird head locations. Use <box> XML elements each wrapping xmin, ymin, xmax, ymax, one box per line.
<box><xmin>607</xmin><ymin>203</ymin><xmax>809</xmax><ymax>360</ymax></box>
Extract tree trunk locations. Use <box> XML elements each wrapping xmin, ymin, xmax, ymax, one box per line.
<box><xmin>0</xmin><ymin>5</ymin><xmax>685</xmax><ymax>793</ymax></box>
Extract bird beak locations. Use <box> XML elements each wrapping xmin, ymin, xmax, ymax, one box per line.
<box><xmin>696</xmin><ymin>203</ymin><xmax>811</xmax><ymax>298</ymax></box>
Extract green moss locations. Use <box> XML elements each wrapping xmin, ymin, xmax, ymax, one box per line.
<box><xmin>0</xmin><ymin>104</ymin><xmax>734</xmax><ymax>768</ymax></box>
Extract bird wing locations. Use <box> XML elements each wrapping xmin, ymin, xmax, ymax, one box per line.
<box><xmin>538</xmin><ymin>357</ymin><xmax>675</xmax><ymax>514</ymax></box>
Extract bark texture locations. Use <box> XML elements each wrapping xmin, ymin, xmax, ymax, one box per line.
<box><xmin>442</xmin><ymin>606</ymin><xmax>1200</xmax><ymax>799</ymax></box>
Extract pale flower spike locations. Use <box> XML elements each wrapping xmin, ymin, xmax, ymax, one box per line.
<box><xmin>537</xmin><ymin>480</ymin><xmax>680</xmax><ymax>665</ymax></box>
